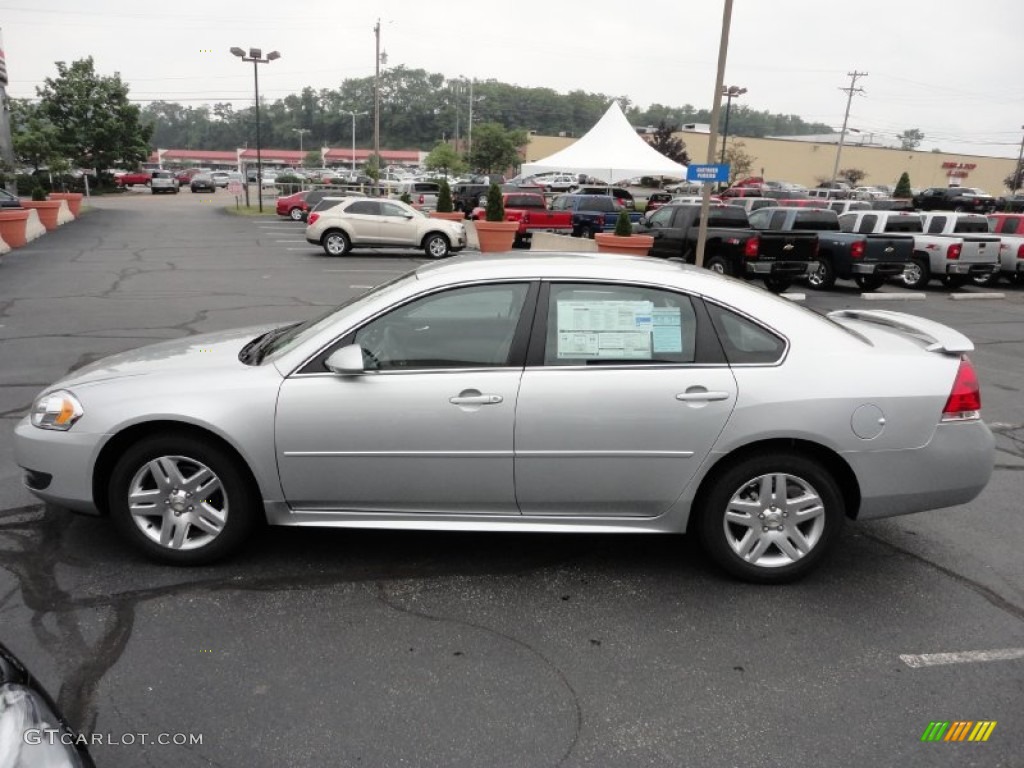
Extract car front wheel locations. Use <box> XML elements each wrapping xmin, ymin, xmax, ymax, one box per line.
<box><xmin>807</xmin><ymin>258</ymin><xmax>836</xmax><ymax>290</ymax></box>
<box><xmin>697</xmin><ymin>453</ymin><xmax>845</xmax><ymax>583</ymax></box>
<box><xmin>322</xmin><ymin>231</ymin><xmax>351</xmax><ymax>256</ymax></box>
<box><xmin>289</xmin><ymin>207</ymin><xmax>304</xmax><ymax>221</ymax></box>
<box><xmin>109</xmin><ymin>434</ymin><xmax>258</xmax><ymax>565</ymax></box>
<box><xmin>705</xmin><ymin>255</ymin><xmax>732</xmax><ymax>276</ymax></box>
<box><xmin>424</xmin><ymin>233</ymin><xmax>450</xmax><ymax>259</ymax></box>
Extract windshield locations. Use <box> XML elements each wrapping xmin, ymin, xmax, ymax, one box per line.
<box><xmin>794</xmin><ymin>211</ymin><xmax>839</xmax><ymax>231</ymax></box>
<box><xmin>254</xmin><ymin>271</ymin><xmax>419</xmax><ymax>362</ymax></box>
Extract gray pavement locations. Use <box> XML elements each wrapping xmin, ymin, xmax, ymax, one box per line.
<box><xmin>0</xmin><ymin>190</ymin><xmax>1022</xmax><ymax>767</ymax></box>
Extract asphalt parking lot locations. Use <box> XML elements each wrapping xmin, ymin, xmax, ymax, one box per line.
<box><xmin>1</xmin><ymin>190</ymin><xmax>1022</xmax><ymax>767</ymax></box>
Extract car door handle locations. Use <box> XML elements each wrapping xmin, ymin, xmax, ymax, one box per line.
<box><xmin>449</xmin><ymin>394</ymin><xmax>503</xmax><ymax>405</ymax></box>
<box><xmin>676</xmin><ymin>391</ymin><xmax>731</xmax><ymax>402</ymax></box>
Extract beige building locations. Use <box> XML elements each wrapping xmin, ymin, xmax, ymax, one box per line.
<box><xmin>525</xmin><ymin>132</ymin><xmax>1018</xmax><ymax>194</ymax></box>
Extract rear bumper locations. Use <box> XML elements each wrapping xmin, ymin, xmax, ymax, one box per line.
<box><xmin>849</xmin><ymin>420</ymin><xmax>994</xmax><ymax>521</ymax></box>
<box><xmin>853</xmin><ymin>262</ymin><xmax>908</xmax><ymax>276</ymax></box>
<box><xmin>947</xmin><ymin>262</ymin><xmax>998</xmax><ymax>275</ymax></box>
<box><xmin>745</xmin><ymin>260</ymin><xmax>812</xmax><ymax>277</ymax></box>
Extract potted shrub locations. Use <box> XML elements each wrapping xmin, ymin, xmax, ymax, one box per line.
<box><xmin>429</xmin><ymin>179</ymin><xmax>464</xmax><ymax>221</ymax></box>
<box><xmin>594</xmin><ymin>209</ymin><xmax>654</xmax><ymax>256</ymax></box>
<box><xmin>21</xmin><ymin>187</ymin><xmax>63</xmax><ymax>232</ymax></box>
<box><xmin>474</xmin><ymin>183</ymin><xmax>518</xmax><ymax>253</ymax></box>
<box><xmin>0</xmin><ymin>207</ymin><xmax>31</xmax><ymax>248</ymax></box>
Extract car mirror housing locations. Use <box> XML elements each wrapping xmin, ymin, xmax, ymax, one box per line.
<box><xmin>324</xmin><ymin>344</ymin><xmax>366</xmax><ymax>374</ymax></box>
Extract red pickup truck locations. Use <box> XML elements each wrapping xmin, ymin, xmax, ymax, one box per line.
<box><xmin>470</xmin><ymin>192</ymin><xmax>573</xmax><ymax>246</ymax></box>
<box><xmin>116</xmin><ymin>170</ymin><xmax>153</xmax><ymax>187</ymax></box>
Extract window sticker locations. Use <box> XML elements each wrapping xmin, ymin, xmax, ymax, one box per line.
<box><xmin>651</xmin><ymin>307</ymin><xmax>682</xmax><ymax>353</ymax></box>
<box><xmin>556</xmin><ymin>300</ymin><xmax>654</xmax><ymax>359</ymax></box>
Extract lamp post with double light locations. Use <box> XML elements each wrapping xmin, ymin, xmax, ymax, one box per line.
<box><xmin>345</xmin><ymin>110</ymin><xmax>368</xmax><ymax>177</ymax></box>
<box><xmin>720</xmin><ymin>85</ymin><xmax>746</xmax><ymax>166</ymax></box>
<box><xmin>230</xmin><ymin>46</ymin><xmax>280</xmax><ymax>212</ymax></box>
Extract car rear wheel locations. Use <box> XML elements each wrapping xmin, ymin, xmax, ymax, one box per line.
<box><xmin>289</xmin><ymin>207</ymin><xmax>304</xmax><ymax>221</ymax></box>
<box><xmin>942</xmin><ymin>275</ymin><xmax>969</xmax><ymax>289</ymax></box>
<box><xmin>764</xmin><ymin>276</ymin><xmax>792</xmax><ymax>293</ymax></box>
<box><xmin>705</xmin><ymin>255</ymin><xmax>732</xmax><ymax>276</ymax></box>
<box><xmin>579</xmin><ymin>226</ymin><xmax>595</xmax><ymax>239</ymax></box>
<box><xmin>109</xmin><ymin>434</ymin><xmax>258</xmax><ymax>565</ymax></box>
<box><xmin>322</xmin><ymin>231</ymin><xmax>351</xmax><ymax>257</ymax></box>
<box><xmin>697</xmin><ymin>453</ymin><xmax>845</xmax><ymax>583</ymax></box>
<box><xmin>807</xmin><ymin>258</ymin><xmax>836</xmax><ymax>290</ymax></box>
<box><xmin>902</xmin><ymin>257</ymin><xmax>930</xmax><ymax>289</ymax></box>
<box><xmin>423</xmin><ymin>233</ymin><xmax>451</xmax><ymax>259</ymax></box>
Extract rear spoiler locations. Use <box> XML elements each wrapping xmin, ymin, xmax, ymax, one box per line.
<box><xmin>827</xmin><ymin>309</ymin><xmax>974</xmax><ymax>354</ymax></box>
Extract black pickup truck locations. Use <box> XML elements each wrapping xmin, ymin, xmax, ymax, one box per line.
<box><xmin>747</xmin><ymin>207</ymin><xmax>913</xmax><ymax>291</ymax></box>
<box><xmin>912</xmin><ymin>186</ymin><xmax>995</xmax><ymax>213</ymax></box>
<box><xmin>635</xmin><ymin>203</ymin><xmax>818</xmax><ymax>292</ymax></box>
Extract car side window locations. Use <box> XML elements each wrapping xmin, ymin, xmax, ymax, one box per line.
<box><xmin>347</xmin><ymin>200</ymin><xmax>380</xmax><ymax>215</ymax></box>
<box><xmin>705</xmin><ymin>303</ymin><xmax>786</xmax><ymax>365</ymax></box>
<box><xmin>543</xmin><ymin>283</ymin><xmax>697</xmax><ymax>366</ymax></box>
<box><xmin>857</xmin><ymin>214</ymin><xmax>878</xmax><ymax>234</ymax></box>
<box><xmin>380</xmin><ymin>201</ymin><xmax>408</xmax><ymax>217</ymax></box>
<box><xmin>928</xmin><ymin>216</ymin><xmax>946</xmax><ymax>234</ymax></box>
<box><xmin>647</xmin><ymin>207</ymin><xmax>675</xmax><ymax>228</ymax></box>
<box><xmin>354</xmin><ymin>283</ymin><xmax>530</xmax><ymax>370</ymax></box>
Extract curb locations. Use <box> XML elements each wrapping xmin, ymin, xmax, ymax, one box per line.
<box><xmin>861</xmin><ymin>292</ymin><xmax>926</xmax><ymax>300</ymax></box>
<box><xmin>949</xmin><ymin>293</ymin><xmax>1006</xmax><ymax>301</ymax></box>
<box><xmin>781</xmin><ymin>293</ymin><xmax>806</xmax><ymax>301</ymax></box>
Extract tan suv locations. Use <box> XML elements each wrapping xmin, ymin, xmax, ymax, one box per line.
<box><xmin>150</xmin><ymin>170</ymin><xmax>180</xmax><ymax>195</ymax></box>
<box><xmin>305</xmin><ymin>197</ymin><xmax>466</xmax><ymax>258</ymax></box>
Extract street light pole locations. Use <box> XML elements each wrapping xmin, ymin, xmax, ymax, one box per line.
<box><xmin>720</xmin><ymin>85</ymin><xmax>747</xmax><ymax>166</ymax></box>
<box><xmin>345</xmin><ymin>110</ymin><xmax>368</xmax><ymax>175</ymax></box>
<box><xmin>231</xmin><ymin>46</ymin><xmax>281</xmax><ymax>213</ymax></box>
<box><xmin>293</xmin><ymin>127</ymin><xmax>310</xmax><ymax>153</ymax></box>
<box><xmin>1014</xmin><ymin>124</ymin><xmax>1024</xmax><ymax>193</ymax></box>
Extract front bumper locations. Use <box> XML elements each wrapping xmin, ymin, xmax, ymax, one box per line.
<box><xmin>13</xmin><ymin>417</ymin><xmax>104</xmax><ymax>515</ymax></box>
<box><xmin>848</xmin><ymin>419</ymin><xmax>994</xmax><ymax>521</ymax></box>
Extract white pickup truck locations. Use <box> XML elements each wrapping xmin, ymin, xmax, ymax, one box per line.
<box><xmin>985</xmin><ymin>212</ymin><xmax>1024</xmax><ymax>285</ymax></box>
<box><xmin>838</xmin><ymin>210</ymin><xmax>999</xmax><ymax>289</ymax></box>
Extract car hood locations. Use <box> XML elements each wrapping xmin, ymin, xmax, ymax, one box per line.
<box><xmin>52</xmin><ymin>325</ymin><xmax>279</xmax><ymax>390</ymax></box>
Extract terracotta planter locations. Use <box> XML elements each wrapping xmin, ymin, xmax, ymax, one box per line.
<box><xmin>429</xmin><ymin>211</ymin><xmax>465</xmax><ymax>222</ymax></box>
<box><xmin>474</xmin><ymin>220</ymin><xmax>520</xmax><ymax>253</ymax></box>
<box><xmin>0</xmin><ymin>209</ymin><xmax>30</xmax><ymax>248</ymax></box>
<box><xmin>594</xmin><ymin>233</ymin><xmax>655</xmax><ymax>256</ymax></box>
<box><xmin>21</xmin><ymin>200</ymin><xmax>63</xmax><ymax>231</ymax></box>
<box><xmin>49</xmin><ymin>192</ymin><xmax>84</xmax><ymax>217</ymax></box>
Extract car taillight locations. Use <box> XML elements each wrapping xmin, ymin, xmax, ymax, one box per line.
<box><xmin>1017</xmin><ymin>244</ymin><xmax>1024</xmax><ymax>260</ymax></box>
<box><xmin>946</xmin><ymin>243</ymin><xmax>961</xmax><ymax>260</ymax></box>
<box><xmin>419</xmin><ymin>194</ymin><xmax>425</xmax><ymax>204</ymax></box>
<box><xmin>942</xmin><ymin>356</ymin><xmax>981</xmax><ymax>421</ymax></box>
<box><xmin>850</xmin><ymin>240</ymin><xmax>865</xmax><ymax>259</ymax></box>
<box><xmin>308</xmin><ymin>213</ymin><xmax>320</xmax><ymax>225</ymax></box>
<box><xmin>744</xmin><ymin>236</ymin><xmax>759</xmax><ymax>258</ymax></box>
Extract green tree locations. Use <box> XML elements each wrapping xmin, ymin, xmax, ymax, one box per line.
<box><xmin>37</xmin><ymin>57</ymin><xmax>152</xmax><ymax>175</ymax></box>
<box><xmin>646</xmin><ymin>120</ymin><xmax>690</xmax><ymax>165</ymax></box>
<box><xmin>614</xmin><ymin>209</ymin><xmax>633</xmax><ymax>237</ymax></box>
<box><xmin>9</xmin><ymin>100</ymin><xmax>62</xmax><ymax>171</ymax></box>
<box><xmin>1003</xmin><ymin>160</ymin><xmax>1024</xmax><ymax>193</ymax></box>
<box><xmin>898</xmin><ymin>129</ymin><xmax>925</xmax><ymax>151</ymax></box>
<box><xmin>840</xmin><ymin>168</ymin><xmax>867</xmax><ymax>186</ymax></box>
<box><xmin>894</xmin><ymin>172</ymin><xmax>912</xmax><ymax>198</ymax></box>
<box><xmin>470</xmin><ymin>123</ymin><xmax>527</xmax><ymax>175</ymax></box>
<box><xmin>724</xmin><ymin>141</ymin><xmax>755</xmax><ymax>182</ymax></box>
<box><xmin>364</xmin><ymin>152</ymin><xmax>381</xmax><ymax>181</ymax></box>
<box><xmin>485</xmin><ymin>183</ymin><xmax>505</xmax><ymax>221</ymax></box>
<box><xmin>436</xmin><ymin>179</ymin><xmax>454</xmax><ymax>212</ymax></box>
<box><xmin>424</xmin><ymin>141</ymin><xmax>466</xmax><ymax>178</ymax></box>
<box><xmin>303</xmin><ymin>150</ymin><xmax>321</xmax><ymax>168</ymax></box>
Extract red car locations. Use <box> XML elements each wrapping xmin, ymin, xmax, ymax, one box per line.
<box><xmin>276</xmin><ymin>189</ymin><xmax>343</xmax><ymax>221</ymax></box>
<box><xmin>116</xmin><ymin>170</ymin><xmax>152</xmax><ymax>187</ymax></box>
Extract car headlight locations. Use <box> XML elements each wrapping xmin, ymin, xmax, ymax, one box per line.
<box><xmin>31</xmin><ymin>390</ymin><xmax>83</xmax><ymax>431</ymax></box>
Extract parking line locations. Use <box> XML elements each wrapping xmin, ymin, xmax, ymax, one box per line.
<box><xmin>781</xmin><ymin>293</ymin><xmax>806</xmax><ymax>301</ymax></box>
<box><xmin>899</xmin><ymin>648</ymin><xmax>1024</xmax><ymax>668</ymax></box>
<box><xmin>861</xmin><ymin>292</ymin><xmax>927</xmax><ymax>301</ymax></box>
<box><xmin>275</xmin><ymin>240</ymin><xmax>306</xmax><ymax>243</ymax></box>
<box><xmin>949</xmin><ymin>293</ymin><xmax>1006</xmax><ymax>301</ymax></box>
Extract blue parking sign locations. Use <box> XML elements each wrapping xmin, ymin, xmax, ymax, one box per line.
<box><xmin>688</xmin><ymin>164</ymin><xmax>729</xmax><ymax>183</ymax></box>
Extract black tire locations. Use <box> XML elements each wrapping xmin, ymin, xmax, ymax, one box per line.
<box><xmin>580</xmin><ymin>225</ymin><xmax>595</xmax><ymax>239</ymax></box>
<box><xmin>108</xmin><ymin>433</ymin><xmax>259</xmax><ymax>565</ymax></box>
<box><xmin>764</xmin><ymin>276</ymin><xmax>792</xmax><ymax>293</ymax></box>
<box><xmin>423</xmin><ymin>233</ymin><xmax>450</xmax><ymax>259</ymax></box>
<box><xmin>942</xmin><ymin>275</ymin><xmax>969</xmax><ymax>289</ymax></box>
<box><xmin>696</xmin><ymin>452</ymin><xmax>845</xmax><ymax>583</ymax></box>
<box><xmin>289</xmin><ymin>207</ymin><xmax>304</xmax><ymax>221</ymax></box>
<box><xmin>902</xmin><ymin>257</ymin><xmax>930</xmax><ymax>289</ymax></box>
<box><xmin>972</xmin><ymin>271</ymin><xmax>998</xmax><ymax>287</ymax></box>
<box><xmin>322</xmin><ymin>230</ymin><xmax>351</xmax><ymax>257</ymax></box>
<box><xmin>807</xmin><ymin>257</ymin><xmax>836</xmax><ymax>290</ymax></box>
<box><xmin>854</xmin><ymin>274</ymin><xmax>887</xmax><ymax>292</ymax></box>
<box><xmin>705</xmin><ymin>255</ymin><xmax>733</xmax><ymax>277</ymax></box>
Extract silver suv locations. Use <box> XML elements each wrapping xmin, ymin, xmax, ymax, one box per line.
<box><xmin>150</xmin><ymin>170</ymin><xmax>179</xmax><ymax>195</ymax></box>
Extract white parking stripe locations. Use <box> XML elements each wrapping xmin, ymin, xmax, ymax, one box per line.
<box><xmin>949</xmin><ymin>293</ymin><xmax>1006</xmax><ymax>301</ymax></box>
<box><xmin>899</xmin><ymin>648</ymin><xmax>1024</xmax><ymax>668</ymax></box>
<box><xmin>861</xmin><ymin>292</ymin><xmax>927</xmax><ymax>301</ymax></box>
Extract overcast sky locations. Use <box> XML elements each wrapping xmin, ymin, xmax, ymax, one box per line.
<box><xmin>1</xmin><ymin>0</ymin><xmax>1021</xmax><ymax>158</ymax></box>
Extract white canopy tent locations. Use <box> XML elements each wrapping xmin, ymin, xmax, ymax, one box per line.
<box><xmin>521</xmin><ymin>102</ymin><xmax>688</xmax><ymax>183</ymax></box>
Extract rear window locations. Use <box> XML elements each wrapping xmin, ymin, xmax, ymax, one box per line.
<box><xmin>704</xmin><ymin>207</ymin><xmax>749</xmax><ymax>228</ymax></box>
<box><xmin>793</xmin><ymin>211</ymin><xmax>839</xmax><ymax>231</ymax></box>
<box><xmin>152</xmin><ymin>171</ymin><xmax>174</xmax><ymax>179</ymax></box>
<box><xmin>580</xmin><ymin>196</ymin><xmax>617</xmax><ymax>212</ymax></box>
<box><xmin>883</xmin><ymin>216</ymin><xmax>923</xmax><ymax>233</ymax></box>
<box><xmin>415</xmin><ymin>183</ymin><xmax>440</xmax><ymax>193</ymax></box>
<box><xmin>953</xmin><ymin>219</ymin><xmax>990</xmax><ymax>234</ymax></box>
<box><xmin>505</xmin><ymin>195</ymin><xmax>545</xmax><ymax>208</ymax></box>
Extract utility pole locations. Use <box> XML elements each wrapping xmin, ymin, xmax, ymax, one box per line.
<box><xmin>373</xmin><ymin>19</ymin><xmax>381</xmax><ymax>169</ymax></box>
<box><xmin>831</xmin><ymin>70</ymin><xmax>867</xmax><ymax>184</ymax></box>
<box><xmin>467</xmin><ymin>78</ymin><xmax>475</xmax><ymax>162</ymax></box>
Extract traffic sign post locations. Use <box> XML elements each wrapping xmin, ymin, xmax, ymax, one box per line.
<box><xmin>688</xmin><ymin>163</ymin><xmax>730</xmax><ymax>184</ymax></box>
<box><xmin>228</xmin><ymin>179</ymin><xmax>243</xmax><ymax>209</ymax></box>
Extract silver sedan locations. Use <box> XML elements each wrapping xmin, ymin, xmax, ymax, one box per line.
<box><xmin>14</xmin><ymin>255</ymin><xmax>994</xmax><ymax>582</ymax></box>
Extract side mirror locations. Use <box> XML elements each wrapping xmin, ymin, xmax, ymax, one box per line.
<box><xmin>324</xmin><ymin>344</ymin><xmax>366</xmax><ymax>374</ymax></box>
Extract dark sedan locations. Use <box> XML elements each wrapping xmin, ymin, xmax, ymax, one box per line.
<box><xmin>190</xmin><ymin>173</ymin><xmax>216</xmax><ymax>193</ymax></box>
